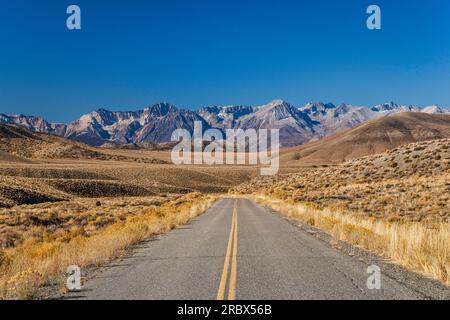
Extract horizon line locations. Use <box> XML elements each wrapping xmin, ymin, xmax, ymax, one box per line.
<box><xmin>1</xmin><ymin>99</ymin><xmax>449</xmax><ymax>124</ymax></box>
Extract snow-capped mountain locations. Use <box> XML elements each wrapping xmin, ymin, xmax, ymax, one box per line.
<box><xmin>0</xmin><ymin>113</ymin><xmax>67</xmax><ymax>136</ymax></box>
<box><xmin>64</xmin><ymin>102</ymin><xmax>210</xmax><ymax>146</ymax></box>
<box><xmin>197</xmin><ymin>105</ymin><xmax>257</xmax><ymax>130</ymax></box>
<box><xmin>1</xmin><ymin>100</ymin><xmax>448</xmax><ymax>147</ymax></box>
<box><xmin>422</xmin><ymin>105</ymin><xmax>447</xmax><ymax>114</ymax></box>
<box><xmin>198</xmin><ymin>100</ymin><xmax>320</xmax><ymax>146</ymax></box>
<box><xmin>371</xmin><ymin>101</ymin><xmax>421</xmax><ymax>113</ymax></box>
<box><xmin>299</xmin><ymin>102</ymin><xmax>381</xmax><ymax>137</ymax></box>
<box><xmin>234</xmin><ymin>100</ymin><xmax>319</xmax><ymax>147</ymax></box>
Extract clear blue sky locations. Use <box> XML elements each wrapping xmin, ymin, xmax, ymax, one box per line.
<box><xmin>0</xmin><ymin>0</ymin><xmax>449</xmax><ymax>123</ymax></box>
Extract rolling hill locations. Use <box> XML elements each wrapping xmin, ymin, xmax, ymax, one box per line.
<box><xmin>280</xmin><ymin>112</ymin><xmax>450</xmax><ymax>165</ymax></box>
<box><xmin>0</xmin><ymin>124</ymin><xmax>110</xmax><ymax>160</ymax></box>
<box><xmin>235</xmin><ymin>138</ymin><xmax>450</xmax><ymax>222</ymax></box>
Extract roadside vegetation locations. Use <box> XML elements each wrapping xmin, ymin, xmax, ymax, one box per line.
<box><xmin>0</xmin><ymin>193</ymin><xmax>217</xmax><ymax>299</ymax></box>
<box><xmin>233</xmin><ymin>139</ymin><xmax>450</xmax><ymax>285</ymax></box>
<box><xmin>0</xmin><ymin>127</ymin><xmax>256</xmax><ymax>300</ymax></box>
<box><xmin>250</xmin><ymin>195</ymin><xmax>449</xmax><ymax>285</ymax></box>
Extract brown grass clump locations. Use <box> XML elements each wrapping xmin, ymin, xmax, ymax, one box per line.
<box><xmin>0</xmin><ymin>193</ymin><xmax>217</xmax><ymax>299</ymax></box>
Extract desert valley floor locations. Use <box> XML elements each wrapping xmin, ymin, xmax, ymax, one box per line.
<box><xmin>0</xmin><ymin>112</ymin><xmax>449</xmax><ymax>299</ymax></box>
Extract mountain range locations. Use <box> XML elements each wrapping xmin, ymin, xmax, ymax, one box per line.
<box><xmin>1</xmin><ymin>100</ymin><xmax>448</xmax><ymax>147</ymax></box>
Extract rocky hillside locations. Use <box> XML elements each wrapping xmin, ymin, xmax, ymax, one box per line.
<box><xmin>0</xmin><ymin>113</ymin><xmax>66</xmax><ymax>136</ymax></box>
<box><xmin>234</xmin><ymin>138</ymin><xmax>450</xmax><ymax>222</ymax></box>
<box><xmin>64</xmin><ymin>102</ymin><xmax>211</xmax><ymax>146</ymax></box>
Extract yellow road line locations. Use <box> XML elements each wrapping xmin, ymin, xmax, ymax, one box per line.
<box><xmin>216</xmin><ymin>201</ymin><xmax>236</xmax><ymax>300</ymax></box>
<box><xmin>228</xmin><ymin>201</ymin><xmax>238</xmax><ymax>300</ymax></box>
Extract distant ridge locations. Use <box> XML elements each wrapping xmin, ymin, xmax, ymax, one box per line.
<box><xmin>1</xmin><ymin>100</ymin><xmax>448</xmax><ymax>147</ymax></box>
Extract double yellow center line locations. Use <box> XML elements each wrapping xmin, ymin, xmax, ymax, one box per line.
<box><xmin>216</xmin><ymin>200</ymin><xmax>238</xmax><ymax>300</ymax></box>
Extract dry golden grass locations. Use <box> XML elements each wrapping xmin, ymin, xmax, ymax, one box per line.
<box><xmin>249</xmin><ymin>195</ymin><xmax>449</xmax><ymax>286</ymax></box>
<box><xmin>0</xmin><ymin>130</ymin><xmax>260</xmax><ymax>299</ymax></box>
<box><xmin>0</xmin><ymin>196</ymin><xmax>181</xmax><ymax>248</ymax></box>
<box><xmin>0</xmin><ymin>193</ymin><xmax>217</xmax><ymax>299</ymax></box>
<box><xmin>233</xmin><ymin>139</ymin><xmax>450</xmax><ymax>285</ymax></box>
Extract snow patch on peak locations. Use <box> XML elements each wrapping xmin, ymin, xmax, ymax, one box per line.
<box><xmin>265</xmin><ymin>99</ymin><xmax>286</xmax><ymax>108</ymax></box>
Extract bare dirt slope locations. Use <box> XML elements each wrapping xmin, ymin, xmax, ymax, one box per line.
<box><xmin>0</xmin><ymin>125</ymin><xmax>108</xmax><ymax>160</ymax></box>
<box><xmin>280</xmin><ymin>113</ymin><xmax>450</xmax><ymax>166</ymax></box>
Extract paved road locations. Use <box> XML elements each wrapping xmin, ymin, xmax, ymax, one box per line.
<box><xmin>68</xmin><ymin>198</ymin><xmax>439</xmax><ymax>300</ymax></box>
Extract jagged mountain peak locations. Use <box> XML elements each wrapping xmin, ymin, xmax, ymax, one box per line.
<box><xmin>250</xmin><ymin>100</ymin><xmax>305</xmax><ymax>121</ymax></box>
<box><xmin>95</xmin><ymin>107</ymin><xmax>111</xmax><ymax>113</ymax></box>
<box><xmin>256</xmin><ymin>100</ymin><xmax>301</xmax><ymax>118</ymax></box>
<box><xmin>1</xmin><ymin>100</ymin><xmax>448</xmax><ymax>148</ymax></box>
<box><xmin>234</xmin><ymin>100</ymin><xmax>317</xmax><ymax>147</ymax></box>
<box><xmin>303</xmin><ymin>101</ymin><xmax>336</xmax><ymax>108</ymax></box>
<box><xmin>0</xmin><ymin>113</ymin><xmax>67</xmax><ymax>136</ymax></box>
<box><xmin>371</xmin><ymin>101</ymin><xmax>425</xmax><ymax>113</ymax></box>
<box><xmin>143</xmin><ymin>102</ymin><xmax>178</xmax><ymax>117</ymax></box>
<box><xmin>300</xmin><ymin>102</ymin><xmax>337</xmax><ymax>115</ymax></box>
<box><xmin>422</xmin><ymin>104</ymin><xmax>445</xmax><ymax>114</ymax></box>
<box><xmin>63</xmin><ymin>102</ymin><xmax>205</xmax><ymax>146</ymax></box>
<box><xmin>261</xmin><ymin>99</ymin><xmax>289</xmax><ymax>109</ymax></box>
<box><xmin>372</xmin><ymin>101</ymin><xmax>401</xmax><ymax>112</ymax></box>
<box><xmin>197</xmin><ymin>104</ymin><xmax>256</xmax><ymax>130</ymax></box>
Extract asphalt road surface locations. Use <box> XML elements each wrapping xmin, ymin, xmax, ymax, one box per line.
<box><xmin>68</xmin><ymin>198</ymin><xmax>445</xmax><ymax>300</ymax></box>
